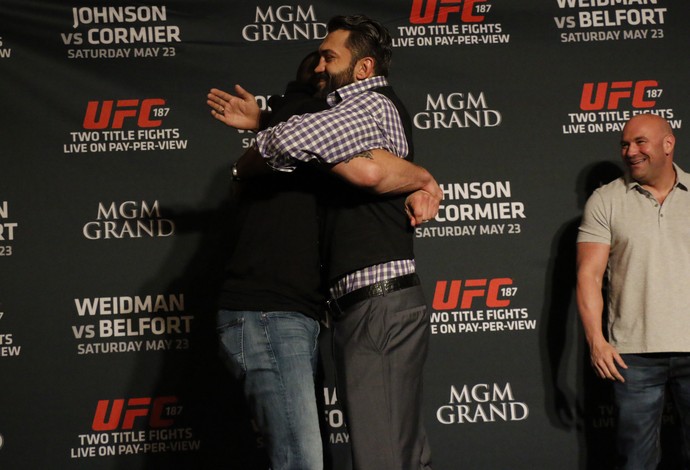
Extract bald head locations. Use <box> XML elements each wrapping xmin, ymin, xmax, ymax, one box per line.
<box><xmin>622</xmin><ymin>113</ymin><xmax>674</xmax><ymax>141</ymax></box>
<box><xmin>620</xmin><ymin>113</ymin><xmax>676</xmax><ymax>187</ymax></box>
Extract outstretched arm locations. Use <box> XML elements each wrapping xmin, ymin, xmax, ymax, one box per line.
<box><xmin>207</xmin><ymin>85</ymin><xmax>263</xmax><ymax>132</ymax></box>
<box><xmin>576</xmin><ymin>242</ymin><xmax>627</xmax><ymax>381</ymax></box>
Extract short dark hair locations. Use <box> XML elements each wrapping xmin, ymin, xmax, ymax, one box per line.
<box><xmin>327</xmin><ymin>15</ymin><xmax>393</xmax><ymax>77</ymax></box>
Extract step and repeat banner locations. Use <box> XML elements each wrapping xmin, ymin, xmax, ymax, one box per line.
<box><xmin>2</xmin><ymin>0</ymin><xmax>689</xmax><ymax>469</ymax></box>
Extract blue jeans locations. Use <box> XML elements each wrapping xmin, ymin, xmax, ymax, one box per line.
<box><xmin>614</xmin><ymin>353</ymin><xmax>690</xmax><ymax>470</ymax></box>
<box><xmin>216</xmin><ymin>310</ymin><xmax>323</xmax><ymax>470</ymax></box>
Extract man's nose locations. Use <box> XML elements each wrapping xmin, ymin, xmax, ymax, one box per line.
<box><xmin>314</xmin><ymin>58</ymin><xmax>326</xmax><ymax>73</ymax></box>
<box><xmin>624</xmin><ymin>143</ymin><xmax>638</xmax><ymax>158</ymax></box>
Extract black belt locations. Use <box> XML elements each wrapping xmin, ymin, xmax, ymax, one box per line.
<box><xmin>327</xmin><ymin>273</ymin><xmax>420</xmax><ymax>320</ymax></box>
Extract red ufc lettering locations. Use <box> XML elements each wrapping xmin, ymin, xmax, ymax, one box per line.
<box><xmin>432</xmin><ymin>278</ymin><xmax>512</xmax><ymax>310</ymax></box>
<box><xmin>91</xmin><ymin>396</ymin><xmax>178</xmax><ymax>431</ymax></box>
<box><xmin>410</xmin><ymin>0</ymin><xmax>487</xmax><ymax>24</ymax></box>
<box><xmin>83</xmin><ymin>98</ymin><xmax>166</xmax><ymax>129</ymax></box>
<box><xmin>580</xmin><ymin>80</ymin><xmax>657</xmax><ymax>111</ymax></box>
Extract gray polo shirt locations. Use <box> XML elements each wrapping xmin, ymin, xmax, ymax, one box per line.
<box><xmin>577</xmin><ymin>163</ymin><xmax>690</xmax><ymax>353</ymax></box>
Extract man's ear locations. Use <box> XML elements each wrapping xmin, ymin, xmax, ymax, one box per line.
<box><xmin>664</xmin><ymin>134</ymin><xmax>675</xmax><ymax>156</ymax></box>
<box><xmin>354</xmin><ymin>57</ymin><xmax>375</xmax><ymax>80</ymax></box>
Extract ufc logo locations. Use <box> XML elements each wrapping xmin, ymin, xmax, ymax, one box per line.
<box><xmin>91</xmin><ymin>396</ymin><xmax>178</xmax><ymax>431</ymax></box>
<box><xmin>83</xmin><ymin>98</ymin><xmax>166</xmax><ymax>129</ymax></box>
<box><xmin>580</xmin><ymin>81</ymin><xmax>658</xmax><ymax>111</ymax></box>
<box><xmin>432</xmin><ymin>278</ymin><xmax>512</xmax><ymax>310</ymax></box>
<box><xmin>410</xmin><ymin>0</ymin><xmax>487</xmax><ymax>24</ymax></box>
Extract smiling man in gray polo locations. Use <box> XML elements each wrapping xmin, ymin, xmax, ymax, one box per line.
<box><xmin>577</xmin><ymin>113</ymin><xmax>690</xmax><ymax>469</ymax></box>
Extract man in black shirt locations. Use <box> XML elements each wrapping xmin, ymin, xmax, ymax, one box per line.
<box><xmin>214</xmin><ymin>52</ymin><xmax>329</xmax><ymax>470</ymax></box>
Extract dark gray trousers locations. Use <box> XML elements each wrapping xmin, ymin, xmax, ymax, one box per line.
<box><xmin>333</xmin><ymin>285</ymin><xmax>432</xmax><ymax>470</ymax></box>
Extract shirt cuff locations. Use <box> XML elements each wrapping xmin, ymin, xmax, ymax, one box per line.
<box><xmin>255</xmin><ymin>132</ymin><xmax>296</xmax><ymax>172</ymax></box>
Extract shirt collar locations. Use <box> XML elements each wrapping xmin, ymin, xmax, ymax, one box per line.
<box><xmin>625</xmin><ymin>162</ymin><xmax>689</xmax><ymax>192</ymax></box>
<box><xmin>674</xmin><ymin>163</ymin><xmax>690</xmax><ymax>190</ymax></box>
<box><xmin>327</xmin><ymin>76</ymin><xmax>389</xmax><ymax>107</ymax></box>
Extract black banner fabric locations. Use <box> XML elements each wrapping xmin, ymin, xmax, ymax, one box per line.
<box><xmin>1</xmin><ymin>1</ymin><xmax>688</xmax><ymax>468</ymax></box>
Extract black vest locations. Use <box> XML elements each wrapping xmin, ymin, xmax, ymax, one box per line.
<box><xmin>322</xmin><ymin>85</ymin><xmax>415</xmax><ymax>283</ymax></box>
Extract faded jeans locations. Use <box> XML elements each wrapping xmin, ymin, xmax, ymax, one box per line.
<box><xmin>216</xmin><ymin>310</ymin><xmax>322</xmax><ymax>470</ymax></box>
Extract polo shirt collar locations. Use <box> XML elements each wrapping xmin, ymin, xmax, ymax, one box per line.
<box><xmin>625</xmin><ymin>162</ymin><xmax>689</xmax><ymax>192</ymax></box>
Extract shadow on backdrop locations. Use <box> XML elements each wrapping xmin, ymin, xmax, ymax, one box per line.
<box><xmin>541</xmin><ymin>161</ymin><xmax>620</xmax><ymax>470</ymax></box>
<box><xmin>124</xmin><ymin>163</ymin><xmax>348</xmax><ymax>470</ymax></box>
<box><xmin>114</xmin><ymin>166</ymin><xmax>270</xmax><ymax>470</ymax></box>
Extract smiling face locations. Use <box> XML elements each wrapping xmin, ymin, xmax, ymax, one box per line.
<box><xmin>315</xmin><ymin>29</ymin><xmax>356</xmax><ymax>93</ymax></box>
<box><xmin>620</xmin><ymin>114</ymin><xmax>675</xmax><ymax>187</ymax></box>
<box><xmin>315</xmin><ymin>29</ymin><xmax>375</xmax><ymax>93</ymax></box>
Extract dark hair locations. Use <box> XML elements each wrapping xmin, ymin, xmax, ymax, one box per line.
<box><xmin>327</xmin><ymin>15</ymin><xmax>393</xmax><ymax>77</ymax></box>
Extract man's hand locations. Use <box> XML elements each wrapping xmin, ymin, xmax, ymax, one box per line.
<box><xmin>207</xmin><ymin>85</ymin><xmax>262</xmax><ymax>131</ymax></box>
<box><xmin>421</xmin><ymin>177</ymin><xmax>443</xmax><ymax>210</ymax></box>
<box><xmin>589</xmin><ymin>337</ymin><xmax>627</xmax><ymax>382</ymax></box>
<box><xmin>405</xmin><ymin>189</ymin><xmax>440</xmax><ymax>227</ymax></box>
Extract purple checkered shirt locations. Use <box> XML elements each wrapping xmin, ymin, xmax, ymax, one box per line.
<box><xmin>329</xmin><ymin>259</ymin><xmax>416</xmax><ymax>298</ymax></box>
<box><xmin>255</xmin><ymin>75</ymin><xmax>415</xmax><ymax>297</ymax></box>
<box><xmin>255</xmin><ymin>76</ymin><xmax>408</xmax><ymax>170</ymax></box>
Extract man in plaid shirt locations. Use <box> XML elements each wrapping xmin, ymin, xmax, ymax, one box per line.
<box><xmin>209</xmin><ymin>15</ymin><xmax>438</xmax><ymax>470</ymax></box>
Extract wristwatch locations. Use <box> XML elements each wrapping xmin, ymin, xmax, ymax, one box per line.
<box><xmin>231</xmin><ymin>162</ymin><xmax>240</xmax><ymax>181</ymax></box>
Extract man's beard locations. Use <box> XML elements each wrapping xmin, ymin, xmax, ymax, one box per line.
<box><xmin>310</xmin><ymin>73</ymin><xmax>329</xmax><ymax>99</ymax></box>
<box><xmin>326</xmin><ymin>62</ymin><xmax>355</xmax><ymax>93</ymax></box>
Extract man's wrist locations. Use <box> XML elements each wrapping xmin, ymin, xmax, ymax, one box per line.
<box><xmin>257</xmin><ymin>110</ymin><xmax>272</xmax><ymax>131</ymax></box>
